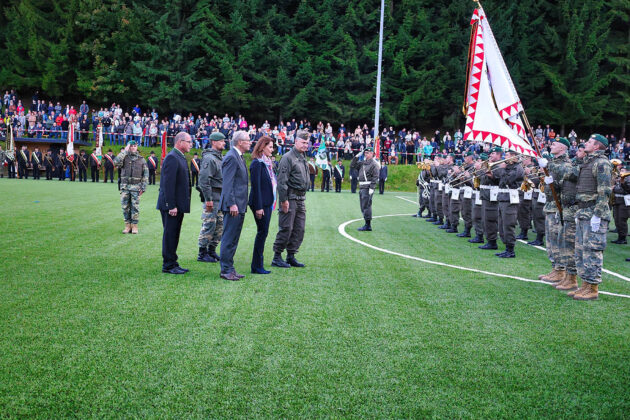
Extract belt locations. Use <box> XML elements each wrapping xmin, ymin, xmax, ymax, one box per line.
<box><xmin>497</xmin><ymin>189</ymin><xmax>509</xmax><ymax>193</ymax></box>
<box><xmin>288</xmin><ymin>188</ymin><xmax>306</xmax><ymax>196</ymax></box>
<box><xmin>480</xmin><ymin>185</ymin><xmax>490</xmax><ymax>190</ymax></box>
<box><xmin>578</xmin><ymin>200</ymin><xmax>596</xmax><ymax>209</ymax></box>
<box><xmin>533</xmin><ymin>189</ymin><xmax>542</xmax><ymax>193</ymax></box>
<box><xmin>212</xmin><ymin>187</ymin><xmax>222</xmax><ymax>193</ymax></box>
<box><xmin>430</xmin><ymin>180</ymin><xmax>438</xmax><ymax>183</ymax></box>
<box><xmin>359</xmin><ymin>181</ymin><xmax>371</xmax><ymax>186</ymax></box>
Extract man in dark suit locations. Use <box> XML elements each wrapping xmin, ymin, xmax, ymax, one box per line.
<box><xmin>219</xmin><ymin>130</ymin><xmax>251</xmax><ymax>280</ymax></box>
<box><xmin>156</xmin><ymin>132</ymin><xmax>192</xmax><ymax>274</ymax></box>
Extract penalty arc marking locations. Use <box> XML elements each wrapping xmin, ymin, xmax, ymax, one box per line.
<box><xmin>338</xmin><ymin>211</ymin><xmax>630</xmax><ymax>300</ymax></box>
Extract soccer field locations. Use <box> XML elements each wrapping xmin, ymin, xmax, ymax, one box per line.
<box><xmin>1</xmin><ymin>179</ymin><xmax>629</xmax><ymax>418</ymax></box>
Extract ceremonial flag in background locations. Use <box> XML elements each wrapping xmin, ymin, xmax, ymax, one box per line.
<box><xmin>66</xmin><ymin>122</ymin><xmax>75</xmax><ymax>162</ymax></box>
<box><xmin>161</xmin><ymin>131</ymin><xmax>167</xmax><ymax>163</ymax></box>
<box><xmin>315</xmin><ymin>141</ymin><xmax>329</xmax><ymax>170</ymax></box>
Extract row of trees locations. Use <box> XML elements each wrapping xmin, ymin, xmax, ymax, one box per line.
<box><xmin>0</xmin><ymin>0</ymin><xmax>627</xmax><ymax>137</ymax></box>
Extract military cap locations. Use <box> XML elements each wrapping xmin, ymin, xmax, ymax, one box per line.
<box><xmin>150</xmin><ymin>150</ymin><xmax>155</xmax><ymax>154</ymax></box>
<box><xmin>490</xmin><ymin>146</ymin><xmax>504</xmax><ymax>154</ymax></box>
<box><xmin>589</xmin><ymin>133</ymin><xmax>608</xmax><ymax>147</ymax></box>
<box><xmin>624</xmin><ymin>163</ymin><xmax>630</xmax><ymax>171</ymax></box>
<box><xmin>448</xmin><ymin>153</ymin><xmax>455</xmax><ymax>158</ymax></box>
<box><xmin>209</xmin><ymin>132</ymin><xmax>226</xmax><ymax>142</ymax></box>
<box><xmin>554</xmin><ymin>137</ymin><xmax>570</xmax><ymax>148</ymax></box>
<box><xmin>480</xmin><ymin>153</ymin><xmax>489</xmax><ymax>161</ymax></box>
<box><xmin>466</xmin><ymin>151</ymin><xmax>475</xmax><ymax>157</ymax></box>
<box><xmin>364</xmin><ymin>146</ymin><xmax>374</xmax><ymax>152</ymax></box>
<box><xmin>296</xmin><ymin>130</ymin><xmax>309</xmax><ymax>140</ymax></box>
<box><xmin>577</xmin><ymin>143</ymin><xmax>586</xmax><ymax>149</ymax></box>
<box><xmin>127</xmin><ymin>139</ymin><xmax>137</xmax><ymax>146</ymax></box>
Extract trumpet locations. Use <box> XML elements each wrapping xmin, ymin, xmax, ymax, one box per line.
<box><xmin>520</xmin><ymin>177</ymin><xmax>536</xmax><ymax>192</ymax></box>
<box><xmin>417</xmin><ymin>160</ymin><xmax>433</xmax><ymax>171</ymax></box>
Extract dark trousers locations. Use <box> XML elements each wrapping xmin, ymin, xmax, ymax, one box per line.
<box><xmin>7</xmin><ymin>164</ymin><xmax>16</xmax><ymax>178</ymax></box>
<box><xmin>351</xmin><ymin>177</ymin><xmax>358</xmax><ymax>193</ymax></box>
<box><xmin>379</xmin><ymin>179</ymin><xmax>385</xmax><ymax>194</ymax></box>
<box><xmin>251</xmin><ymin>205</ymin><xmax>272</xmax><ymax>270</ymax></box>
<box><xmin>482</xmin><ymin>199</ymin><xmax>499</xmax><ymax>241</ymax></box>
<box><xmin>614</xmin><ymin>202</ymin><xmax>629</xmax><ymax>238</ymax></box>
<box><xmin>191</xmin><ymin>172</ymin><xmax>198</xmax><ymax>187</ymax></box>
<box><xmin>472</xmin><ymin>201</ymin><xmax>483</xmax><ymax>237</ymax></box>
<box><xmin>461</xmin><ymin>197</ymin><xmax>472</xmax><ymax>230</ymax></box>
<box><xmin>161</xmin><ymin>211</ymin><xmax>184</xmax><ymax>270</ymax></box>
<box><xmin>149</xmin><ymin>170</ymin><xmax>156</xmax><ymax>185</ymax></box>
<box><xmin>499</xmin><ymin>201</ymin><xmax>518</xmax><ymax>247</ymax></box>
<box><xmin>79</xmin><ymin>168</ymin><xmax>87</xmax><ymax>182</ymax></box>
<box><xmin>531</xmin><ymin>195</ymin><xmax>546</xmax><ymax>234</ymax></box>
<box><xmin>359</xmin><ymin>188</ymin><xmax>373</xmax><ymax>220</ymax></box>
<box><xmin>57</xmin><ymin>166</ymin><xmax>65</xmax><ymax>180</ymax></box>
<box><xmin>18</xmin><ymin>164</ymin><xmax>28</xmax><ymax>179</ymax></box>
<box><xmin>274</xmin><ymin>198</ymin><xmax>306</xmax><ymax>255</ymax></box>
<box><xmin>32</xmin><ymin>166</ymin><xmax>40</xmax><ymax>179</ymax></box>
<box><xmin>450</xmin><ymin>196</ymin><xmax>461</xmax><ymax>228</ymax></box>
<box><xmin>518</xmin><ymin>198</ymin><xmax>532</xmax><ymax>230</ymax></box>
<box><xmin>220</xmin><ymin>212</ymin><xmax>245</xmax><ymax>274</ymax></box>
<box><xmin>91</xmin><ymin>167</ymin><xmax>99</xmax><ymax>182</ymax></box>
<box><xmin>104</xmin><ymin>167</ymin><xmax>114</xmax><ymax>182</ymax></box>
<box><xmin>46</xmin><ymin>166</ymin><xmax>53</xmax><ymax>180</ymax></box>
<box><xmin>309</xmin><ymin>174</ymin><xmax>315</xmax><ymax>191</ymax></box>
<box><xmin>321</xmin><ymin>170</ymin><xmax>330</xmax><ymax>192</ymax></box>
<box><xmin>334</xmin><ymin>177</ymin><xmax>342</xmax><ymax>192</ymax></box>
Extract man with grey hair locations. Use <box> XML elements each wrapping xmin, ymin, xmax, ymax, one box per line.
<box><xmin>218</xmin><ymin>130</ymin><xmax>251</xmax><ymax>280</ymax></box>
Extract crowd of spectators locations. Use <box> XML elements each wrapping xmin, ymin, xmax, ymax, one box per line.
<box><xmin>1</xmin><ymin>89</ymin><xmax>628</xmax><ymax>165</ymax></box>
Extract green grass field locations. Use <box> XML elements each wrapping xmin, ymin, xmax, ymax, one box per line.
<box><xmin>1</xmin><ymin>179</ymin><xmax>629</xmax><ymax>418</ymax></box>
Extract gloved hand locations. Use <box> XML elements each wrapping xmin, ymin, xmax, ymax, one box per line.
<box><xmin>385</xmin><ymin>178</ymin><xmax>388</xmax><ymax>181</ymax></box>
<box><xmin>590</xmin><ymin>215</ymin><xmax>601</xmax><ymax>232</ymax></box>
<box><xmin>544</xmin><ymin>175</ymin><xmax>554</xmax><ymax>185</ymax></box>
<box><xmin>537</xmin><ymin>157</ymin><xmax>548</xmax><ymax>168</ymax></box>
<box><xmin>369</xmin><ymin>188</ymin><xmax>374</xmax><ymax>195</ymax></box>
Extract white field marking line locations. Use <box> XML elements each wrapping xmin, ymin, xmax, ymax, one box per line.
<box><xmin>396</xmin><ymin>195</ymin><xmax>630</xmax><ymax>284</ymax></box>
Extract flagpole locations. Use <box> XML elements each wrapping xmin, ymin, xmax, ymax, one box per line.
<box><xmin>374</xmin><ymin>0</ymin><xmax>385</xmax><ymax>153</ymax></box>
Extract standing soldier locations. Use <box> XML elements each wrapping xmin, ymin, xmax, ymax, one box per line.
<box><xmin>611</xmin><ymin>164</ymin><xmax>630</xmax><ymax>245</ymax></box>
<box><xmin>103</xmin><ymin>149</ymin><xmax>115</xmax><ymax>183</ymax></box>
<box><xmin>31</xmin><ymin>147</ymin><xmax>42</xmax><ymax>180</ymax></box>
<box><xmin>89</xmin><ymin>149</ymin><xmax>100</xmax><ymax>182</ymax></box>
<box><xmin>536</xmin><ymin>138</ymin><xmax>572</xmax><ymax>283</ymax></box>
<box><xmin>516</xmin><ymin>155</ymin><xmax>534</xmax><ymax>241</ymax></box>
<box><xmin>17</xmin><ymin>145</ymin><xmax>30</xmax><ymax>179</ymax></box>
<box><xmin>272</xmin><ymin>130</ymin><xmax>310</xmax><ymax>268</ymax></box>
<box><xmin>568</xmin><ymin>134</ymin><xmax>613</xmax><ymax>300</ymax></box>
<box><xmin>78</xmin><ymin>150</ymin><xmax>88</xmax><ymax>182</ymax></box>
<box><xmin>455</xmin><ymin>152</ymin><xmax>476</xmax><ymax>237</ymax></box>
<box><xmin>430</xmin><ymin>155</ymin><xmax>444</xmax><ymax>225</ymax></box>
<box><xmin>190</xmin><ymin>152</ymin><xmax>201</xmax><ymax>187</ymax></box>
<box><xmin>495</xmin><ymin>150</ymin><xmax>524</xmax><ymax>258</ymax></box>
<box><xmin>414</xmin><ymin>163</ymin><xmax>430</xmax><ymax>217</ymax></box>
<box><xmin>479</xmin><ymin>147</ymin><xmax>503</xmax><ymax>250</ymax></box>
<box><xmin>349</xmin><ymin>161</ymin><xmax>359</xmax><ymax>193</ymax></box>
<box><xmin>5</xmin><ymin>149</ymin><xmax>16</xmax><ymax>179</ymax></box>
<box><xmin>147</xmin><ymin>151</ymin><xmax>158</xmax><ymax>185</ymax></box>
<box><xmin>469</xmin><ymin>154</ymin><xmax>487</xmax><ymax>244</ymax></box>
<box><xmin>350</xmin><ymin>146</ymin><xmax>380</xmax><ymax>232</ymax></box>
<box><xmin>527</xmin><ymin>161</ymin><xmax>547</xmax><ymax>246</ymax></box>
<box><xmin>114</xmin><ymin>140</ymin><xmax>149</xmax><ymax>234</ymax></box>
<box><xmin>56</xmin><ymin>150</ymin><xmax>66</xmax><ymax>181</ymax></box>
<box><xmin>378</xmin><ymin>161</ymin><xmax>388</xmax><ymax>194</ymax></box>
<box><xmin>307</xmin><ymin>157</ymin><xmax>318</xmax><ymax>192</ymax></box>
<box><xmin>44</xmin><ymin>149</ymin><xmax>55</xmax><ymax>180</ymax></box>
<box><xmin>439</xmin><ymin>154</ymin><xmax>454</xmax><ymax>230</ymax></box>
<box><xmin>333</xmin><ymin>159</ymin><xmax>345</xmax><ymax>193</ymax></box>
<box><xmin>197</xmin><ymin>132</ymin><xmax>226</xmax><ymax>263</ymax></box>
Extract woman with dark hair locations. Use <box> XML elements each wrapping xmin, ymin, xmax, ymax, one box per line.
<box><xmin>248</xmin><ymin>136</ymin><xmax>277</xmax><ymax>274</ymax></box>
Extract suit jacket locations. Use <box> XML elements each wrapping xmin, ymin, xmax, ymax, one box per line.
<box><xmin>220</xmin><ymin>148</ymin><xmax>248</xmax><ymax>213</ymax></box>
<box><xmin>156</xmin><ymin>148</ymin><xmax>191</xmax><ymax>213</ymax></box>
<box><xmin>249</xmin><ymin>159</ymin><xmax>275</xmax><ymax>211</ymax></box>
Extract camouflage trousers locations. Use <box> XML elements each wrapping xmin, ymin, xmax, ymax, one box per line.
<box><xmin>120</xmin><ymin>189</ymin><xmax>141</xmax><ymax>224</ymax></box>
<box><xmin>545</xmin><ymin>212</ymin><xmax>562</xmax><ymax>269</ymax></box>
<box><xmin>559</xmin><ymin>218</ymin><xmax>577</xmax><ymax>275</ymax></box>
<box><xmin>198</xmin><ymin>208</ymin><xmax>223</xmax><ymax>251</ymax></box>
<box><xmin>575</xmin><ymin>217</ymin><xmax>608</xmax><ymax>285</ymax></box>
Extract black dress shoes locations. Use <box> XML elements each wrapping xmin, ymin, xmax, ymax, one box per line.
<box><xmin>251</xmin><ymin>268</ymin><xmax>271</xmax><ymax>274</ymax></box>
<box><xmin>163</xmin><ymin>267</ymin><xmax>187</xmax><ymax>274</ymax></box>
<box><xmin>220</xmin><ymin>272</ymin><xmax>241</xmax><ymax>281</ymax></box>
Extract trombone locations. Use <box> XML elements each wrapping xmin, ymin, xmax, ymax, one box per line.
<box><xmin>450</xmin><ymin>155</ymin><xmax>521</xmax><ymax>187</ymax></box>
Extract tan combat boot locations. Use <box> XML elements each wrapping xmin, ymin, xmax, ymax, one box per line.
<box><xmin>567</xmin><ymin>279</ymin><xmax>585</xmax><ymax>297</ymax></box>
<box><xmin>545</xmin><ymin>269</ymin><xmax>566</xmax><ymax>284</ymax></box>
<box><xmin>555</xmin><ymin>273</ymin><xmax>578</xmax><ymax>291</ymax></box>
<box><xmin>538</xmin><ymin>268</ymin><xmax>556</xmax><ymax>280</ymax></box>
<box><xmin>573</xmin><ymin>282</ymin><xmax>598</xmax><ymax>301</ymax></box>
<box><xmin>131</xmin><ymin>224</ymin><xmax>138</xmax><ymax>234</ymax></box>
<box><xmin>122</xmin><ymin>223</ymin><xmax>131</xmax><ymax>234</ymax></box>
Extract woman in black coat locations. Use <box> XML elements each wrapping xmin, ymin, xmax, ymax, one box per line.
<box><xmin>248</xmin><ymin>136</ymin><xmax>277</xmax><ymax>274</ymax></box>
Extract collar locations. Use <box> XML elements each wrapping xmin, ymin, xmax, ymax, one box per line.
<box><xmin>173</xmin><ymin>148</ymin><xmax>185</xmax><ymax>158</ymax></box>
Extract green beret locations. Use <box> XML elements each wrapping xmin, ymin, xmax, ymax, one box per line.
<box><xmin>448</xmin><ymin>153</ymin><xmax>455</xmax><ymax>158</ymax></box>
<box><xmin>364</xmin><ymin>146</ymin><xmax>374</xmax><ymax>152</ymax></box>
<box><xmin>466</xmin><ymin>151</ymin><xmax>475</xmax><ymax>157</ymax></box>
<box><xmin>490</xmin><ymin>146</ymin><xmax>503</xmax><ymax>154</ymax></box>
<box><xmin>480</xmin><ymin>153</ymin><xmax>488</xmax><ymax>161</ymax></box>
<box><xmin>577</xmin><ymin>143</ymin><xmax>585</xmax><ymax>149</ymax></box>
<box><xmin>589</xmin><ymin>133</ymin><xmax>608</xmax><ymax>147</ymax></box>
<box><xmin>209</xmin><ymin>132</ymin><xmax>226</xmax><ymax>141</ymax></box>
<box><xmin>554</xmin><ymin>137</ymin><xmax>570</xmax><ymax>148</ymax></box>
<box><xmin>127</xmin><ymin>140</ymin><xmax>137</xmax><ymax>146</ymax></box>
<box><xmin>625</xmin><ymin>163</ymin><xmax>630</xmax><ymax>171</ymax></box>
<box><xmin>296</xmin><ymin>130</ymin><xmax>309</xmax><ymax>141</ymax></box>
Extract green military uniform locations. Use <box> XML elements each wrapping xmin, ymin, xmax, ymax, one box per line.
<box><xmin>438</xmin><ymin>158</ymin><xmax>453</xmax><ymax>229</ymax></box>
<box><xmin>350</xmin><ymin>148</ymin><xmax>380</xmax><ymax>231</ymax></box>
<box><xmin>469</xmin><ymin>154</ymin><xmax>487</xmax><ymax>243</ymax></box>
<box><xmin>479</xmin><ymin>148</ymin><xmax>503</xmax><ymax>250</ymax></box>
<box><xmin>114</xmin><ymin>143</ymin><xmax>149</xmax><ymax>230</ymax></box>
<box><xmin>572</xmin><ymin>134</ymin><xmax>613</xmax><ymax>299</ymax></box>
<box><xmin>611</xmin><ymin>164</ymin><xmax>630</xmax><ymax>243</ymax></box>
<box><xmin>197</xmin><ymin>132</ymin><xmax>225</xmax><ymax>262</ymax></box>
<box><xmin>495</xmin><ymin>155</ymin><xmax>524</xmax><ymax>257</ymax></box>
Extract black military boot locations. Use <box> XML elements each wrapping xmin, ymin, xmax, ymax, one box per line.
<box><xmin>457</xmin><ymin>228</ymin><xmax>471</xmax><ymax>238</ymax></box>
<box><xmin>358</xmin><ymin>219</ymin><xmax>372</xmax><ymax>231</ymax></box>
<box><xmin>433</xmin><ymin>218</ymin><xmax>443</xmax><ymax>225</ymax></box>
<box><xmin>197</xmin><ymin>247</ymin><xmax>216</xmax><ymax>263</ymax></box>
<box><xmin>479</xmin><ymin>240</ymin><xmax>498</xmax><ymax>250</ymax></box>
<box><xmin>612</xmin><ymin>236</ymin><xmax>627</xmax><ymax>244</ymax></box>
<box><xmin>207</xmin><ymin>248</ymin><xmax>220</xmax><ymax>261</ymax></box>
<box><xmin>516</xmin><ymin>229</ymin><xmax>528</xmax><ymax>240</ymax></box>
<box><xmin>446</xmin><ymin>225</ymin><xmax>458</xmax><ymax>233</ymax></box>
<box><xmin>286</xmin><ymin>254</ymin><xmax>305</xmax><ymax>267</ymax></box>
<box><xmin>439</xmin><ymin>220</ymin><xmax>450</xmax><ymax>229</ymax></box>
<box><xmin>498</xmin><ymin>244</ymin><xmax>515</xmax><ymax>258</ymax></box>
<box><xmin>469</xmin><ymin>234</ymin><xmax>484</xmax><ymax>243</ymax></box>
<box><xmin>272</xmin><ymin>252</ymin><xmax>291</xmax><ymax>268</ymax></box>
<box><xmin>426</xmin><ymin>214</ymin><xmax>436</xmax><ymax>222</ymax></box>
<box><xmin>527</xmin><ymin>233</ymin><xmax>544</xmax><ymax>246</ymax></box>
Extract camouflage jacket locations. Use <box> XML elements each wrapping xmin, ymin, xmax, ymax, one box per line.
<box><xmin>198</xmin><ymin>148</ymin><xmax>223</xmax><ymax>202</ymax></box>
<box><xmin>575</xmin><ymin>150</ymin><xmax>613</xmax><ymax>220</ymax></box>
<box><xmin>114</xmin><ymin>150</ymin><xmax>148</xmax><ymax>191</ymax></box>
<box><xmin>543</xmin><ymin>153</ymin><xmax>572</xmax><ymax>213</ymax></box>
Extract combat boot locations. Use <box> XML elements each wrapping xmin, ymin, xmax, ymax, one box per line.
<box><xmin>286</xmin><ymin>254</ymin><xmax>305</xmax><ymax>268</ymax></box>
<box><xmin>433</xmin><ymin>218</ymin><xmax>443</xmax><ymax>225</ymax></box>
<box><xmin>469</xmin><ymin>234</ymin><xmax>484</xmax><ymax>243</ymax></box>
<box><xmin>611</xmin><ymin>236</ymin><xmax>627</xmax><ymax>244</ymax></box>
<box><xmin>497</xmin><ymin>244</ymin><xmax>515</xmax><ymax>258</ymax></box>
<box><xmin>538</xmin><ymin>268</ymin><xmax>555</xmax><ymax>280</ymax></box>
<box><xmin>555</xmin><ymin>272</ymin><xmax>578</xmax><ymax>291</ymax></box>
<box><xmin>542</xmin><ymin>269</ymin><xmax>565</xmax><ymax>283</ymax></box>
<box><xmin>573</xmin><ymin>282</ymin><xmax>598</xmax><ymax>301</ymax></box>
<box><xmin>122</xmin><ymin>223</ymin><xmax>131</xmax><ymax>234</ymax></box>
<box><xmin>457</xmin><ymin>228</ymin><xmax>471</xmax><ymax>238</ymax></box>
<box><xmin>516</xmin><ymin>229</ymin><xmax>528</xmax><ymax>240</ymax></box>
<box><xmin>438</xmin><ymin>220</ymin><xmax>449</xmax><ymax>229</ymax></box>
<box><xmin>131</xmin><ymin>224</ymin><xmax>138</xmax><ymax>234</ymax></box>
<box><xmin>478</xmin><ymin>240</ymin><xmax>498</xmax><ymax>250</ymax></box>
<box><xmin>197</xmin><ymin>247</ymin><xmax>216</xmax><ymax>263</ymax></box>
<box><xmin>426</xmin><ymin>214</ymin><xmax>436</xmax><ymax>222</ymax></box>
<box><xmin>446</xmin><ymin>226</ymin><xmax>458</xmax><ymax>233</ymax></box>
<box><xmin>567</xmin><ymin>279</ymin><xmax>586</xmax><ymax>297</ymax></box>
<box><xmin>271</xmin><ymin>252</ymin><xmax>291</xmax><ymax>268</ymax></box>
<box><xmin>528</xmin><ymin>233</ymin><xmax>544</xmax><ymax>246</ymax></box>
<box><xmin>207</xmin><ymin>248</ymin><xmax>220</xmax><ymax>261</ymax></box>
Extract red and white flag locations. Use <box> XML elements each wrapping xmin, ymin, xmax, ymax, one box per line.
<box><xmin>463</xmin><ymin>7</ymin><xmax>537</xmax><ymax>157</ymax></box>
<box><xmin>66</xmin><ymin>122</ymin><xmax>75</xmax><ymax>162</ymax></box>
<box><xmin>161</xmin><ymin>131</ymin><xmax>167</xmax><ymax>163</ymax></box>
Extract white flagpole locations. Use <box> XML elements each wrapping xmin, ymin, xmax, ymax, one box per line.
<box><xmin>374</xmin><ymin>0</ymin><xmax>385</xmax><ymax>143</ymax></box>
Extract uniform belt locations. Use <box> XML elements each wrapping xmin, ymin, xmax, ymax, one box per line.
<box><xmin>430</xmin><ymin>180</ymin><xmax>438</xmax><ymax>183</ymax></box>
<box><xmin>534</xmin><ymin>189</ymin><xmax>542</xmax><ymax>193</ymax></box>
<box><xmin>359</xmin><ymin>181</ymin><xmax>371</xmax><ymax>186</ymax></box>
<box><xmin>578</xmin><ymin>200</ymin><xmax>596</xmax><ymax>209</ymax></box>
<box><xmin>212</xmin><ymin>187</ymin><xmax>222</xmax><ymax>192</ymax></box>
<box><xmin>480</xmin><ymin>185</ymin><xmax>490</xmax><ymax>190</ymax></box>
<box><xmin>288</xmin><ymin>188</ymin><xmax>306</xmax><ymax>196</ymax></box>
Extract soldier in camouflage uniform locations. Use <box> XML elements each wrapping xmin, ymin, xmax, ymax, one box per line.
<box><xmin>536</xmin><ymin>138</ymin><xmax>572</xmax><ymax>282</ymax></box>
<box><xmin>553</xmin><ymin>141</ymin><xmax>586</xmax><ymax>292</ymax></box>
<box><xmin>197</xmin><ymin>132</ymin><xmax>226</xmax><ymax>263</ymax></box>
<box><xmin>114</xmin><ymin>140</ymin><xmax>149</xmax><ymax>234</ymax></box>
<box><xmin>568</xmin><ymin>134</ymin><xmax>613</xmax><ymax>300</ymax></box>
<box><xmin>351</xmin><ymin>146</ymin><xmax>380</xmax><ymax>231</ymax></box>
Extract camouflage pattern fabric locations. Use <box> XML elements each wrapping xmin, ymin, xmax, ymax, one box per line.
<box><xmin>121</xmin><ymin>189</ymin><xmax>141</xmax><ymax>224</ymax></box>
<box><xmin>545</xmin><ymin>213</ymin><xmax>562</xmax><ymax>269</ymax></box>
<box><xmin>559</xmin><ymin>219</ymin><xmax>577</xmax><ymax>275</ymax></box>
<box><xmin>198</xmin><ymin>209</ymin><xmax>223</xmax><ymax>251</ymax></box>
<box><xmin>575</xmin><ymin>218</ymin><xmax>607</xmax><ymax>285</ymax></box>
